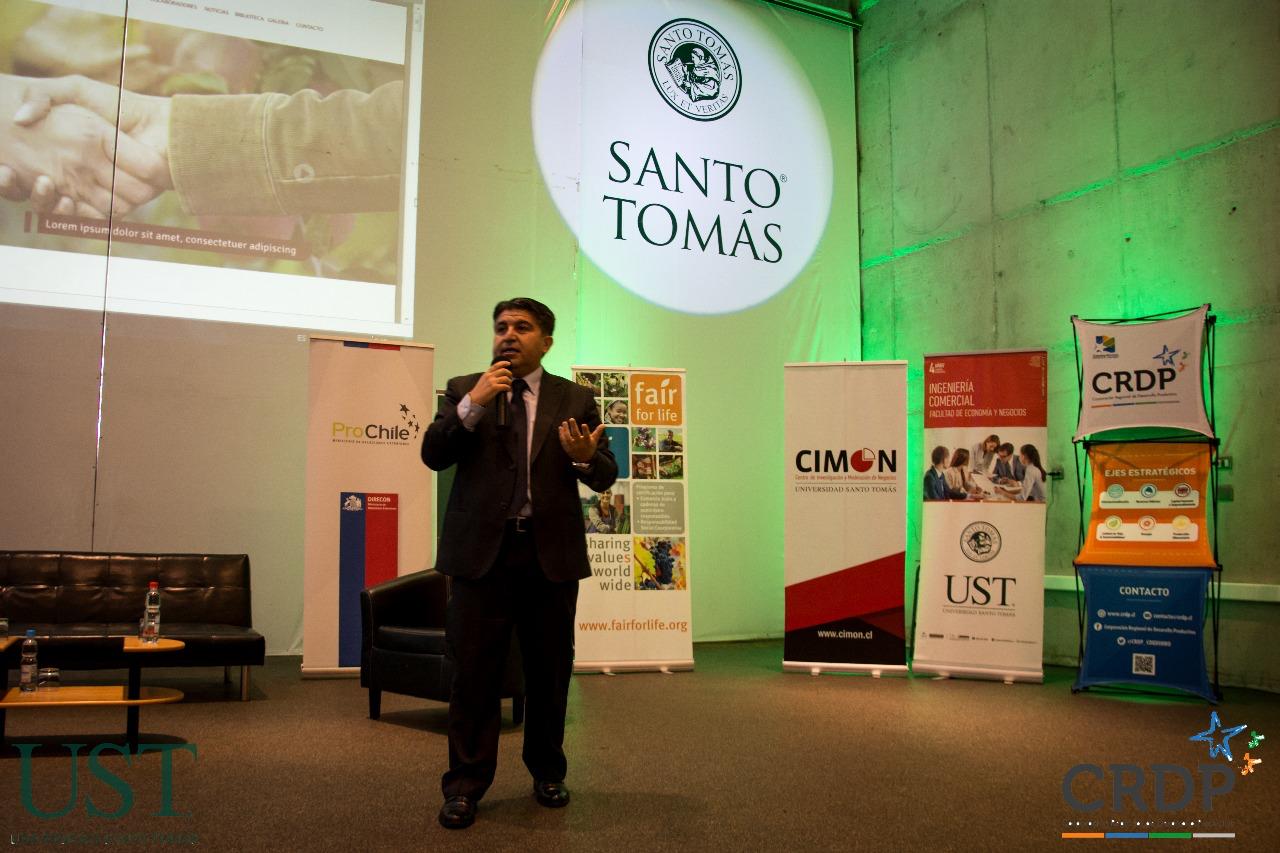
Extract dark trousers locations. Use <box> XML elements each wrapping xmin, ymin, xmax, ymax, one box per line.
<box><xmin>442</xmin><ymin>524</ymin><xmax>579</xmax><ymax>800</ymax></box>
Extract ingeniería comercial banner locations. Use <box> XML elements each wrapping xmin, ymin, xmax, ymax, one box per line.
<box><xmin>913</xmin><ymin>350</ymin><xmax>1049</xmax><ymax>683</ymax></box>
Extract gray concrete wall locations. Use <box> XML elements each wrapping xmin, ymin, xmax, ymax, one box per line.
<box><xmin>854</xmin><ymin>0</ymin><xmax>1280</xmax><ymax>690</ymax></box>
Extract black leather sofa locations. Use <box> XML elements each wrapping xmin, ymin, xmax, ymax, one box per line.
<box><xmin>0</xmin><ymin>551</ymin><xmax>265</xmax><ymax>699</ymax></box>
<box><xmin>361</xmin><ymin>568</ymin><xmax>523</xmax><ymax>723</ymax></box>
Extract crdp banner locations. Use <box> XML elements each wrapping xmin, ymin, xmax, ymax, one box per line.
<box><xmin>303</xmin><ymin>338</ymin><xmax>434</xmax><ymax>673</ymax></box>
<box><xmin>1075</xmin><ymin>565</ymin><xmax>1213</xmax><ymax>701</ymax></box>
<box><xmin>571</xmin><ymin>367</ymin><xmax>693</xmax><ymax>672</ymax></box>
<box><xmin>1076</xmin><ymin>441</ymin><xmax>1215</xmax><ymax>568</ymax></box>
<box><xmin>1073</xmin><ymin>305</ymin><xmax>1213</xmax><ymax>439</ymax></box>
<box><xmin>913</xmin><ymin>350</ymin><xmax>1049</xmax><ymax>682</ymax></box>
<box><xmin>783</xmin><ymin>362</ymin><xmax>907</xmax><ymax>673</ymax></box>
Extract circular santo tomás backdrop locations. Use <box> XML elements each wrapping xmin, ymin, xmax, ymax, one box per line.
<box><xmin>648</xmin><ymin>19</ymin><xmax>742</xmax><ymax>121</ymax></box>
<box><xmin>960</xmin><ymin>521</ymin><xmax>1002</xmax><ymax>563</ymax></box>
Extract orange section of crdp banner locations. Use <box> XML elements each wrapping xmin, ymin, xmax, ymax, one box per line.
<box><xmin>1075</xmin><ymin>442</ymin><xmax>1215</xmax><ymax>568</ymax></box>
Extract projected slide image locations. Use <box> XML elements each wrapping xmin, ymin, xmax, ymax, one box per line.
<box><xmin>0</xmin><ymin>0</ymin><xmax>422</xmax><ymax>335</ymax></box>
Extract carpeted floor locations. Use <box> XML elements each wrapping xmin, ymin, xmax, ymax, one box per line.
<box><xmin>2</xmin><ymin>640</ymin><xmax>1276</xmax><ymax>851</ymax></box>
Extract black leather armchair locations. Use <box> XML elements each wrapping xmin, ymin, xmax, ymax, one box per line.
<box><xmin>360</xmin><ymin>569</ymin><xmax>523</xmax><ymax>724</ymax></box>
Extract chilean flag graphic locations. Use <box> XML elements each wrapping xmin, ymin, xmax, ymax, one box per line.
<box><xmin>338</xmin><ymin>492</ymin><xmax>399</xmax><ymax>667</ymax></box>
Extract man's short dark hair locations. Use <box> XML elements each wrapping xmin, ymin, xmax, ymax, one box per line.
<box><xmin>931</xmin><ymin>445</ymin><xmax>948</xmax><ymax>465</ymax></box>
<box><xmin>494</xmin><ymin>298</ymin><xmax>555</xmax><ymax>335</ymax></box>
<box><xmin>998</xmin><ymin>442</ymin><xmax>1015</xmax><ymax>454</ymax></box>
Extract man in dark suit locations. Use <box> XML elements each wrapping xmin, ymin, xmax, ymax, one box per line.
<box><xmin>993</xmin><ymin>442</ymin><xmax>1025</xmax><ymax>484</ymax></box>
<box><xmin>422</xmin><ymin>298</ymin><xmax>617</xmax><ymax>830</ymax></box>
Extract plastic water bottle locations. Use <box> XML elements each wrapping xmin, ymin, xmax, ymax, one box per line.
<box><xmin>20</xmin><ymin>629</ymin><xmax>37</xmax><ymax>692</ymax></box>
<box><xmin>141</xmin><ymin>581</ymin><xmax>161</xmax><ymax>643</ymax></box>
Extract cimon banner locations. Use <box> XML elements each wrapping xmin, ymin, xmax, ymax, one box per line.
<box><xmin>303</xmin><ymin>338</ymin><xmax>435</xmax><ymax>674</ymax></box>
<box><xmin>783</xmin><ymin>362</ymin><xmax>907</xmax><ymax>674</ymax></box>
<box><xmin>571</xmin><ymin>366</ymin><xmax>693</xmax><ymax>672</ymax></box>
<box><xmin>913</xmin><ymin>350</ymin><xmax>1049</xmax><ymax>683</ymax></box>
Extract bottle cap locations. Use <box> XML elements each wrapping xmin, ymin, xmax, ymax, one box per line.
<box><xmin>26</xmin><ymin>628</ymin><xmax>35</xmax><ymax>637</ymax></box>
<box><xmin>149</xmin><ymin>581</ymin><xmax>159</xmax><ymax>589</ymax></box>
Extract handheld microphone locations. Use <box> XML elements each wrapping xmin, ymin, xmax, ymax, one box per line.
<box><xmin>492</xmin><ymin>356</ymin><xmax>509</xmax><ymax>428</ymax></box>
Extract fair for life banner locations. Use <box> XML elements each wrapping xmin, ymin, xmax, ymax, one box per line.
<box><xmin>783</xmin><ymin>362</ymin><xmax>907</xmax><ymax>674</ymax></box>
<box><xmin>303</xmin><ymin>338</ymin><xmax>434</xmax><ymax>674</ymax></box>
<box><xmin>570</xmin><ymin>367</ymin><xmax>693</xmax><ymax>672</ymax></box>
<box><xmin>1073</xmin><ymin>304</ymin><xmax>1212</xmax><ymax>439</ymax></box>
<box><xmin>913</xmin><ymin>350</ymin><xmax>1048</xmax><ymax>683</ymax></box>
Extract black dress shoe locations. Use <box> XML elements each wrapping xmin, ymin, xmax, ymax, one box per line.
<box><xmin>438</xmin><ymin>795</ymin><xmax>476</xmax><ymax>829</ymax></box>
<box><xmin>533</xmin><ymin>780</ymin><xmax>570</xmax><ymax>808</ymax></box>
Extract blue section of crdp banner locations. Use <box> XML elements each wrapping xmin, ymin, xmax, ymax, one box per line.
<box><xmin>1075</xmin><ymin>565</ymin><xmax>1212</xmax><ymax>700</ymax></box>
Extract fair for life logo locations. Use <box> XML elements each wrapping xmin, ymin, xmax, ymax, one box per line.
<box><xmin>532</xmin><ymin>0</ymin><xmax>834</xmax><ymax>314</ymax></box>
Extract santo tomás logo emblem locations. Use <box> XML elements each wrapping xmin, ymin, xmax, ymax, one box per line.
<box><xmin>648</xmin><ymin>19</ymin><xmax>741</xmax><ymax>121</ymax></box>
<box><xmin>960</xmin><ymin>521</ymin><xmax>1001</xmax><ymax>563</ymax></box>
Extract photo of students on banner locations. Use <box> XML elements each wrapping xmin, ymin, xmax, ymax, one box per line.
<box><xmin>923</xmin><ymin>436</ymin><xmax>1047</xmax><ymax>503</ymax></box>
<box><xmin>1075</xmin><ymin>441</ymin><xmax>1215</xmax><ymax>568</ymax></box>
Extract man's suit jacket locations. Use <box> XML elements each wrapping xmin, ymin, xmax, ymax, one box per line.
<box><xmin>994</xmin><ymin>457</ymin><xmax>1025</xmax><ymax>482</ymax></box>
<box><xmin>422</xmin><ymin>370</ymin><xmax>618</xmax><ymax>582</ymax></box>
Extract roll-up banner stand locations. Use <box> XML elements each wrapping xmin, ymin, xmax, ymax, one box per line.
<box><xmin>303</xmin><ymin>338</ymin><xmax>434</xmax><ymax>675</ymax></box>
<box><xmin>1072</xmin><ymin>304</ymin><xmax>1212</xmax><ymax>439</ymax></box>
<box><xmin>913</xmin><ymin>350</ymin><xmax>1049</xmax><ymax>683</ymax></box>
<box><xmin>570</xmin><ymin>367</ymin><xmax>694</xmax><ymax>673</ymax></box>
<box><xmin>783</xmin><ymin>362</ymin><xmax>907</xmax><ymax>674</ymax></box>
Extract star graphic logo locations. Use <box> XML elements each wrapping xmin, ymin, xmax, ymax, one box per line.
<box><xmin>1153</xmin><ymin>344</ymin><xmax>1181</xmax><ymax>366</ymax></box>
<box><xmin>1189</xmin><ymin>711</ymin><xmax>1248</xmax><ymax>762</ymax></box>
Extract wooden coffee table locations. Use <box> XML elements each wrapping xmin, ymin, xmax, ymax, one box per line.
<box><xmin>1</xmin><ymin>636</ymin><xmax>184</xmax><ymax>753</ymax></box>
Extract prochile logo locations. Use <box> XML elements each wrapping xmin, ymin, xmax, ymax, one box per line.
<box><xmin>532</xmin><ymin>0</ymin><xmax>834</xmax><ymax>314</ymax></box>
<box><xmin>649</xmin><ymin>19</ymin><xmax>741</xmax><ymax>121</ymax></box>
<box><xmin>794</xmin><ymin>447</ymin><xmax>898</xmax><ymax>475</ymax></box>
<box><xmin>1061</xmin><ymin>712</ymin><xmax>1265</xmax><ymax>835</ymax></box>
<box><xmin>959</xmin><ymin>521</ymin><xmax>1001</xmax><ymax>563</ymax></box>
<box><xmin>331</xmin><ymin>402</ymin><xmax>421</xmax><ymax>445</ymax></box>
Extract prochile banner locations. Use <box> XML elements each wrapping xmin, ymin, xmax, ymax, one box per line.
<box><xmin>1074</xmin><ymin>565</ymin><xmax>1213</xmax><ymax>701</ymax></box>
<box><xmin>1075</xmin><ymin>442</ymin><xmax>1215</xmax><ymax>568</ymax></box>
<box><xmin>1073</xmin><ymin>305</ymin><xmax>1212</xmax><ymax>439</ymax></box>
<box><xmin>913</xmin><ymin>350</ymin><xmax>1049</xmax><ymax>683</ymax></box>
<box><xmin>303</xmin><ymin>338</ymin><xmax>434</xmax><ymax>673</ymax></box>
<box><xmin>571</xmin><ymin>367</ymin><xmax>693</xmax><ymax>672</ymax></box>
<box><xmin>783</xmin><ymin>362</ymin><xmax>907</xmax><ymax>674</ymax></box>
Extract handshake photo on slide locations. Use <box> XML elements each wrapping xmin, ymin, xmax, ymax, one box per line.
<box><xmin>0</xmin><ymin>2</ymin><xmax>409</xmax><ymax>287</ymax></box>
